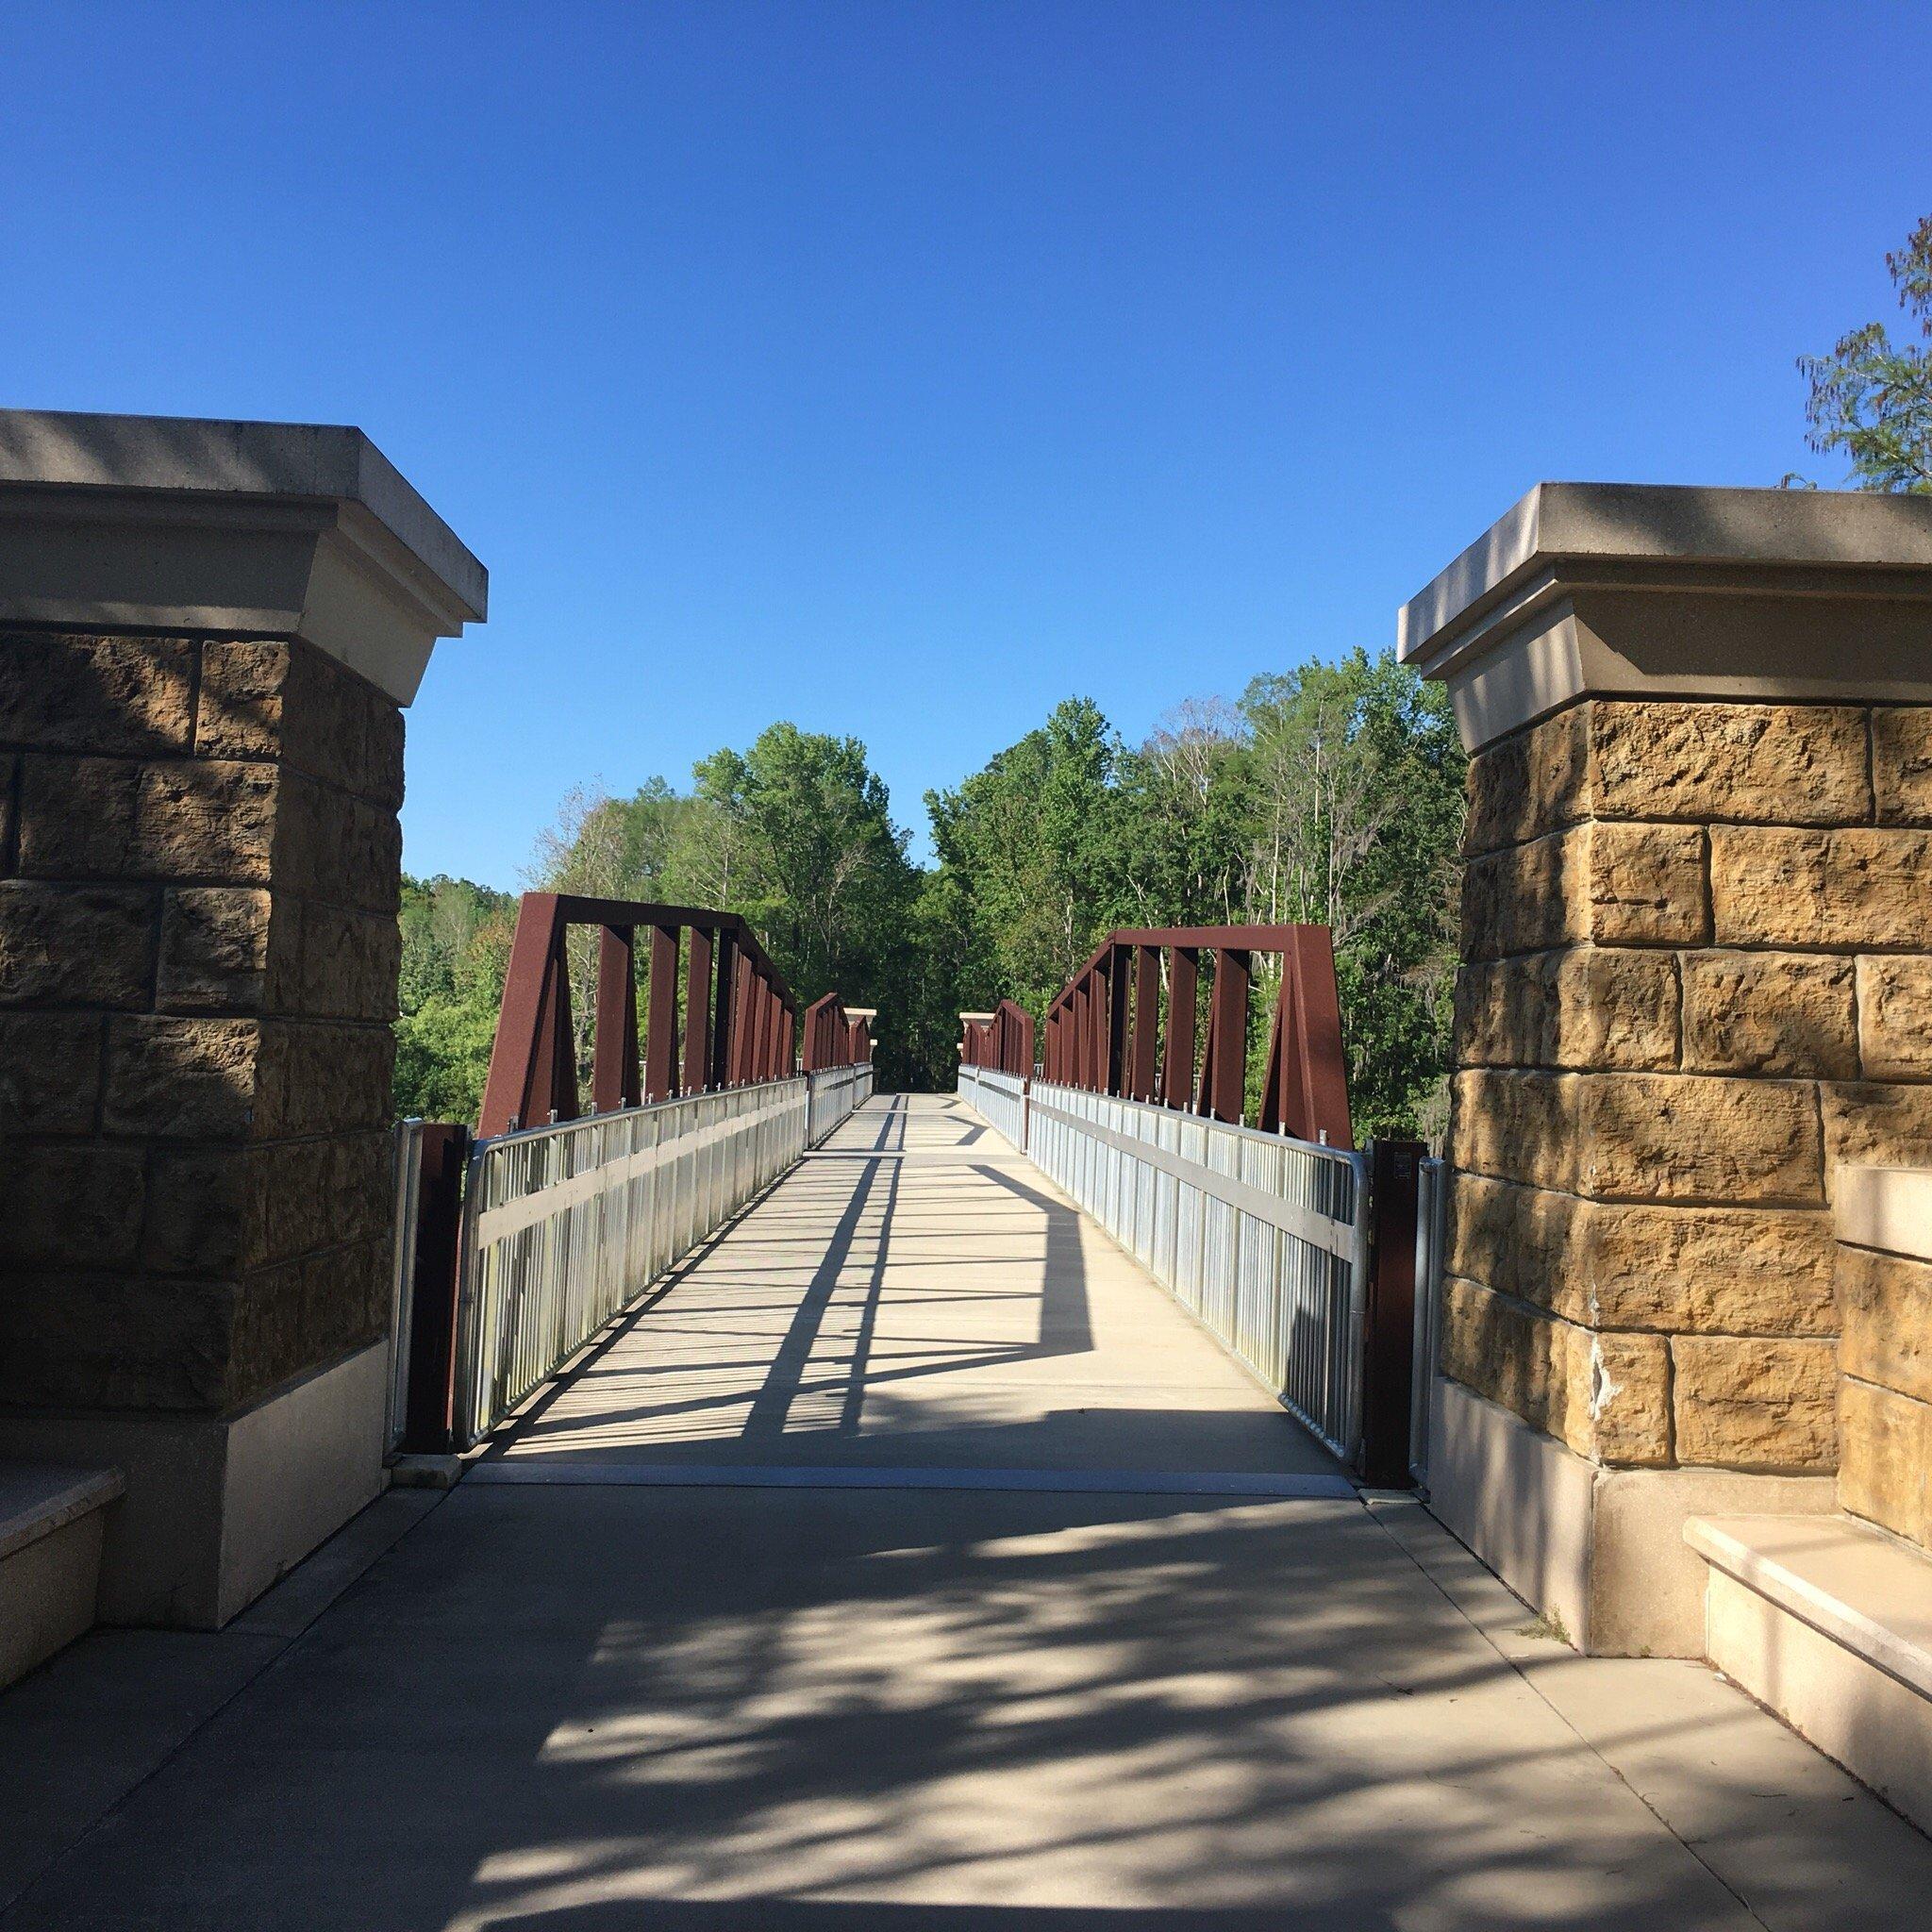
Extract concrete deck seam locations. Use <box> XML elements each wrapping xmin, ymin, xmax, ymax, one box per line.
<box><xmin>1362</xmin><ymin>1499</ymin><xmax>1774</xmax><ymax>1932</ymax></box>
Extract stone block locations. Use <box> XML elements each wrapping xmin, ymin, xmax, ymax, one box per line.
<box><xmin>0</xmin><ymin>631</ymin><xmax>194</xmax><ymax>756</ymax></box>
<box><xmin>300</xmin><ymin>905</ymin><xmax>402</xmax><ymax>1022</ymax></box>
<box><xmin>16</xmin><ymin>756</ymin><xmax>278</xmax><ymax>883</ymax></box>
<box><xmin>1455</xmin><ymin>947</ymin><xmax>1677</xmax><ymax>1071</ymax></box>
<box><xmin>1440</xmin><ymin>1275</ymin><xmax>1670</xmax><ymax>1465</ymax></box>
<box><xmin>1585</xmin><ymin>821</ymin><xmax>1708</xmax><ymax>945</ymax></box>
<box><xmin>0</xmin><ymin>1273</ymin><xmax>237</xmax><ymax>1412</ymax></box>
<box><xmin>1838</xmin><ymin>1243</ymin><xmax>1932</xmax><ymax>1403</ymax></box>
<box><xmin>1840</xmin><ymin>1375</ymin><xmax>1932</xmax><ymax>1545</ymax></box>
<box><xmin>103</xmin><ymin>1017</ymin><xmax>262</xmax><ymax>1139</ymax></box>
<box><xmin>1589</xmin><ymin>701</ymin><xmax>1870</xmax><ymax>826</ymax></box>
<box><xmin>1710</xmin><ymin>826</ymin><xmax>1932</xmax><ymax>949</ymax></box>
<box><xmin>1672</xmin><ymin>1336</ymin><xmax>1838</xmax><ymax>1472</ymax></box>
<box><xmin>1461</xmin><ymin>829</ymin><xmax>1585</xmax><ymax>960</ymax></box>
<box><xmin>298</xmin><ymin>1238</ymin><xmax>391</xmax><ymax>1371</ymax></box>
<box><xmin>283</xmin><ymin>641</ymin><xmax>407</xmax><ymax>808</ymax></box>
<box><xmin>0</xmin><ymin>752</ymin><xmax>14</xmax><ymax>864</ymax></box>
<box><xmin>1872</xmin><ymin>707</ymin><xmax>1932</xmax><ymax>826</ymax></box>
<box><xmin>1681</xmin><ymin>951</ymin><xmax>1857</xmax><ymax>1078</ymax></box>
<box><xmin>275</xmin><ymin>773</ymin><xmax>402</xmax><ymax>915</ymax></box>
<box><xmin>1579</xmin><ymin>1073</ymin><xmax>1823</xmax><ymax>1206</ymax></box>
<box><xmin>228</xmin><ymin>1260</ymin><xmax>307</xmax><ymax>1405</ymax></box>
<box><xmin>1465</xmin><ymin>704</ymin><xmax>1590</xmax><ymax>855</ymax></box>
<box><xmin>255</xmin><ymin>1023</ymin><xmax>396</xmax><ymax>1137</ymax></box>
<box><xmin>157</xmin><ymin>887</ymin><xmax>275</xmax><ymax>1013</ymax></box>
<box><xmin>330</xmin><ymin>1131</ymin><xmax>395</xmax><ymax>1246</ymax></box>
<box><xmin>0</xmin><ymin>881</ymin><xmax>155</xmax><ymax>1008</ymax></box>
<box><xmin>1857</xmin><ymin>957</ymin><xmax>1932</xmax><ymax>1081</ymax></box>
<box><xmin>142</xmin><ymin>1147</ymin><xmax>258</xmax><ymax>1275</ymax></box>
<box><xmin>193</xmin><ymin>641</ymin><xmax>287</xmax><ymax>761</ymax></box>
<box><xmin>0</xmin><ymin>1144</ymin><xmax>145</xmax><ymax>1266</ymax></box>
<box><xmin>1823</xmin><ymin>1084</ymin><xmax>1932</xmax><ymax>1185</ymax></box>
<box><xmin>1587</xmin><ymin>1203</ymin><xmax>1838</xmax><ymax>1336</ymax></box>
<box><xmin>0</xmin><ymin>1011</ymin><xmax>104</xmax><ymax>1132</ymax></box>
<box><xmin>1450</xmin><ymin>1070</ymin><xmax>1579</xmax><ymax>1191</ymax></box>
<box><xmin>1447</xmin><ymin>1173</ymin><xmax>1588</xmax><ymax>1322</ymax></box>
<box><xmin>256</xmin><ymin>1138</ymin><xmax>339</xmax><ymax>1264</ymax></box>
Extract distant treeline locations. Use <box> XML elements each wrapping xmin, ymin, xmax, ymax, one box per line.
<box><xmin>394</xmin><ymin>649</ymin><xmax>1466</xmax><ymax>1141</ymax></box>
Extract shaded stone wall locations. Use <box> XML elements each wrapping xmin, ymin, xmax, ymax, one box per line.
<box><xmin>1445</xmin><ymin>696</ymin><xmax>1932</xmax><ymax>1474</ymax></box>
<box><xmin>0</xmin><ymin>628</ymin><xmax>402</xmax><ymax>1421</ymax></box>
<box><xmin>1838</xmin><ymin>1234</ymin><xmax>1932</xmax><ymax>1544</ymax></box>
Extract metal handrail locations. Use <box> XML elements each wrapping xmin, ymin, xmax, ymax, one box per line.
<box><xmin>447</xmin><ymin>1065</ymin><xmax>873</xmax><ymax>1448</ymax></box>
<box><xmin>958</xmin><ymin>1068</ymin><xmax>1373</xmax><ymax>1465</ymax></box>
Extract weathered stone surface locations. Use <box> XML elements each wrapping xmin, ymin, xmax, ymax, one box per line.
<box><xmin>256</xmin><ymin>1138</ymin><xmax>338</xmax><ymax>1264</ymax></box>
<box><xmin>157</xmin><ymin>887</ymin><xmax>274</xmax><ymax>1013</ymax></box>
<box><xmin>1681</xmin><ymin>951</ymin><xmax>1857</xmax><ymax>1078</ymax></box>
<box><xmin>1448</xmin><ymin>1174</ymin><xmax>1588</xmax><ymax>1323</ymax></box>
<box><xmin>1823</xmin><ymin>1084</ymin><xmax>1932</xmax><ymax>1184</ymax></box>
<box><xmin>0</xmin><ymin>751</ymin><xmax>14</xmax><ymax>862</ymax></box>
<box><xmin>0</xmin><ymin>881</ymin><xmax>155</xmax><ymax>1007</ymax></box>
<box><xmin>1840</xmin><ymin>1375</ymin><xmax>1932</xmax><ymax>1547</ymax></box>
<box><xmin>300</xmin><ymin>905</ymin><xmax>402</xmax><ymax>1022</ymax></box>
<box><xmin>1710</xmin><ymin>825</ymin><xmax>1932</xmax><ymax>948</ymax></box>
<box><xmin>1585</xmin><ymin>821</ymin><xmax>1708</xmax><ymax>945</ymax></box>
<box><xmin>1465</xmin><ymin>704</ymin><xmax>1589</xmax><ymax>856</ymax></box>
<box><xmin>0</xmin><ymin>1272</ymin><xmax>237</xmax><ymax>1411</ymax></box>
<box><xmin>0</xmin><ymin>631</ymin><xmax>194</xmax><ymax>756</ymax></box>
<box><xmin>1448</xmin><ymin>1174</ymin><xmax>1838</xmax><ymax>1336</ymax></box>
<box><xmin>194</xmin><ymin>641</ymin><xmax>287</xmax><ymax>761</ymax></box>
<box><xmin>282</xmin><ymin>641</ymin><xmax>407</xmax><ymax>808</ymax></box>
<box><xmin>1579</xmin><ymin>1073</ymin><xmax>1823</xmax><ymax>1206</ymax></box>
<box><xmin>1587</xmin><ymin>1203</ymin><xmax>1839</xmax><ymax>1336</ymax></box>
<box><xmin>103</xmin><ymin>1017</ymin><xmax>261</xmax><ymax>1139</ymax></box>
<box><xmin>17</xmin><ymin>756</ymin><xmax>278</xmax><ymax>882</ymax></box>
<box><xmin>0</xmin><ymin>1011</ymin><xmax>104</xmax><ymax>1132</ymax></box>
<box><xmin>0</xmin><ymin>1145</ymin><xmax>145</xmax><ymax>1266</ymax></box>
<box><xmin>1590</xmin><ymin>702</ymin><xmax>1870</xmax><ymax>826</ymax></box>
<box><xmin>1450</xmin><ymin>1070</ymin><xmax>1579</xmax><ymax>1192</ymax></box>
<box><xmin>1440</xmin><ymin>1274</ymin><xmax>1670</xmax><ymax>1465</ymax></box>
<box><xmin>1455</xmin><ymin>947</ymin><xmax>1678</xmax><ymax>1071</ymax></box>
<box><xmin>142</xmin><ymin>1148</ymin><xmax>257</xmax><ymax>1275</ymax></box>
<box><xmin>1672</xmin><ymin>1335</ymin><xmax>1838</xmax><ymax>1471</ymax></box>
<box><xmin>255</xmin><ymin>1023</ymin><xmax>396</xmax><ymax>1137</ymax></box>
<box><xmin>1461</xmin><ymin>829</ymin><xmax>1584</xmax><ymax>960</ymax></box>
<box><xmin>1872</xmin><ymin>707</ymin><xmax>1932</xmax><ymax>827</ymax></box>
<box><xmin>1838</xmin><ymin>1243</ymin><xmax>1932</xmax><ymax>1403</ymax></box>
<box><xmin>1856</xmin><ymin>957</ymin><xmax>1932</xmax><ymax>1081</ymax></box>
<box><xmin>229</xmin><ymin>1259</ymin><xmax>308</xmax><ymax>1403</ymax></box>
<box><xmin>275</xmin><ymin>773</ymin><xmax>402</xmax><ymax>914</ymax></box>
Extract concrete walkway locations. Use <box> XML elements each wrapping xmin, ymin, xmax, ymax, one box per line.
<box><xmin>4</xmin><ymin>1093</ymin><xmax>1930</xmax><ymax>1929</ymax></box>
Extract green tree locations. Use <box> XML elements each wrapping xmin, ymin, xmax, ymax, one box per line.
<box><xmin>1800</xmin><ymin>214</ymin><xmax>1932</xmax><ymax>492</ymax></box>
<box><xmin>392</xmin><ymin>874</ymin><xmax>514</xmax><ymax>1122</ymax></box>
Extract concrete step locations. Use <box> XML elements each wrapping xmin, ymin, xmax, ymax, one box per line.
<box><xmin>0</xmin><ymin>1463</ymin><xmax>123</xmax><ymax>1690</ymax></box>
<box><xmin>1687</xmin><ymin>1512</ymin><xmax>1932</xmax><ymax>1833</ymax></box>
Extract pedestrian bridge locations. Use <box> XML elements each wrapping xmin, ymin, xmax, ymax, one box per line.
<box><xmin>5</xmin><ymin>1090</ymin><xmax>1929</xmax><ymax>1928</ymax></box>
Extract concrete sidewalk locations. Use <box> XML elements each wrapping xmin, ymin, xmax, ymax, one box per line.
<box><xmin>2</xmin><ymin>1093</ymin><xmax>1927</xmax><ymax>1928</ymax></box>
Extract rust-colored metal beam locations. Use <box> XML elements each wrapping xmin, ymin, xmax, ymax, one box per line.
<box><xmin>643</xmin><ymin>924</ymin><xmax>680</xmax><ymax>1103</ymax></box>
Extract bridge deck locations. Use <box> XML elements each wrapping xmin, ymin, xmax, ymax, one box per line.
<box><xmin>5</xmin><ymin>1094</ymin><xmax>1930</xmax><ymax>1929</ymax></box>
<box><xmin>483</xmin><ymin>1091</ymin><xmax>1344</xmax><ymax>1484</ymax></box>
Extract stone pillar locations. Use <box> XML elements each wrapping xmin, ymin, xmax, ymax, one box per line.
<box><xmin>1402</xmin><ymin>482</ymin><xmax>1932</xmax><ymax>1655</ymax></box>
<box><xmin>0</xmin><ymin>410</ymin><xmax>484</xmax><ymax>1626</ymax></box>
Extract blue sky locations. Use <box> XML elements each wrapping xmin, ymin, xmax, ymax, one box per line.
<box><xmin>8</xmin><ymin>2</ymin><xmax>1929</xmax><ymax>879</ymax></box>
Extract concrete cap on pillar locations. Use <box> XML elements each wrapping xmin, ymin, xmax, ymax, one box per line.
<box><xmin>0</xmin><ymin>408</ymin><xmax>487</xmax><ymax>704</ymax></box>
<box><xmin>1397</xmin><ymin>482</ymin><xmax>1932</xmax><ymax>751</ymax></box>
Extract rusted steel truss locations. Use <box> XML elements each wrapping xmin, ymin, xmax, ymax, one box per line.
<box><xmin>958</xmin><ymin>999</ymin><xmax>1035</xmax><ymax>1077</ymax></box>
<box><xmin>1041</xmin><ymin>924</ymin><xmax>1353</xmax><ymax>1149</ymax></box>
<box><xmin>478</xmin><ymin>893</ymin><xmax>800</xmax><ymax>1138</ymax></box>
<box><xmin>802</xmin><ymin>991</ymin><xmax>872</xmax><ymax>1071</ymax></box>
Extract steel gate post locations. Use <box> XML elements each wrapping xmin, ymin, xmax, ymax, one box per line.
<box><xmin>1358</xmin><ymin>1138</ymin><xmax>1424</xmax><ymax>1487</ymax></box>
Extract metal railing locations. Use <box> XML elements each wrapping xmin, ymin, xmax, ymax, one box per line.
<box><xmin>807</xmin><ymin>1061</ymin><xmax>875</xmax><ymax>1145</ymax></box>
<box><xmin>386</xmin><ymin>1119</ymin><xmax>432</xmax><ymax>1454</ymax></box>
<box><xmin>1409</xmin><ymin>1155</ymin><xmax>1447</xmax><ymax>1490</ymax></box>
<box><xmin>978</xmin><ymin>1074</ymin><xmax>1373</xmax><ymax>1466</ymax></box>
<box><xmin>957</xmin><ymin>1064</ymin><xmax>1026</xmax><ymax>1149</ymax></box>
<box><xmin>445</xmin><ymin>1066</ymin><xmax>872</xmax><ymax>1448</ymax></box>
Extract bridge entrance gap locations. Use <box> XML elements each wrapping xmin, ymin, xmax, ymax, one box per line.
<box><xmin>5</xmin><ymin>1095</ymin><xmax>1930</xmax><ymax>1928</ymax></box>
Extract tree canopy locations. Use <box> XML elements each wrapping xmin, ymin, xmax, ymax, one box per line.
<box><xmin>394</xmin><ymin>652</ymin><xmax>1465</xmax><ymax>1142</ymax></box>
<box><xmin>1800</xmin><ymin>213</ymin><xmax>1932</xmax><ymax>493</ymax></box>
